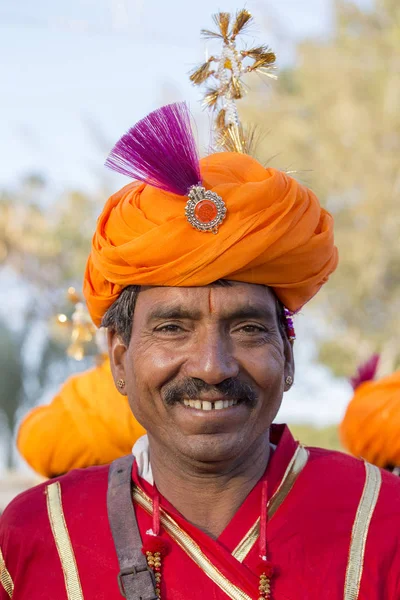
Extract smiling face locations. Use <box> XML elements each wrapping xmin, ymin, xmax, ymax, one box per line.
<box><xmin>109</xmin><ymin>282</ymin><xmax>294</xmax><ymax>465</ymax></box>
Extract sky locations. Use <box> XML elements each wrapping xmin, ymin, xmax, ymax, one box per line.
<box><xmin>0</xmin><ymin>0</ymin><xmax>366</xmax><ymax>430</ymax></box>
<box><xmin>0</xmin><ymin>0</ymin><xmax>334</xmax><ymax>192</ymax></box>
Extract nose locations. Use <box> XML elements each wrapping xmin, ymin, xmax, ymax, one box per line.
<box><xmin>185</xmin><ymin>330</ymin><xmax>239</xmax><ymax>385</ymax></box>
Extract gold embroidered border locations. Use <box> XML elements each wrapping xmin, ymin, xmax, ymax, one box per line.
<box><xmin>133</xmin><ymin>487</ymin><xmax>252</xmax><ymax>600</ymax></box>
<box><xmin>232</xmin><ymin>445</ymin><xmax>309</xmax><ymax>562</ymax></box>
<box><xmin>46</xmin><ymin>482</ymin><xmax>84</xmax><ymax>600</ymax></box>
<box><xmin>0</xmin><ymin>547</ymin><xmax>14</xmax><ymax>598</ymax></box>
<box><xmin>344</xmin><ymin>462</ymin><xmax>381</xmax><ymax>600</ymax></box>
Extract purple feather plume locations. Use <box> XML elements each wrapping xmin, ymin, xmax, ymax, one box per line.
<box><xmin>350</xmin><ymin>353</ymin><xmax>380</xmax><ymax>390</ymax></box>
<box><xmin>105</xmin><ymin>102</ymin><xmax>201</xmax><ymax>196</ymax></box>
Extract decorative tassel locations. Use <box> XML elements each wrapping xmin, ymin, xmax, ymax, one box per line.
<box><xmin>216</xmin><ymin>108</ymin><xmax>227</xmax><ymax>130</ymax></box>
<box><xmin>141</xmin><ymin>487</ymin><xmax>169</xmax><ymax>599</ymax></box>
<box><xmin>189</xmin><ymin>59</ymin><xmax>215</xmax><ymax>85</ymax></box>
<box><xmin>231</xmin><ymin>9</ymin><xmax>252</xmax><ymax>39</ymax></box>
<box><xmin>350</xmin><ymin>354</ymin><xmax>380</xmax><ymax>390</ymax></box>
<box><xmin>213</xmin><ymin>12</ymin><xmax>230</xmax><ymax>40</ymax></box>
<box><xmin>230</xmin><ymin>76</ymin><xmax>246</xmax><ymax>100</ymax></box>
<box><xmin>105</xmin><ymin>102</ymin><xmax>201</xmax><ymax>196</ymax></box>
<box><xmin>216</xmin><ymin>123</ymin><xmax>246</xmax><ymax>154</ymax></box>
<box><xmin>201</xmin><ymin>27</ymin><xmax>225</xmax><ymax>40</ymax></box>
<box><xmin>191</xmin><ymin>9</ymin><xmax>277</xmax><ymax>159</ymax></box>
<box><xmin>257</xmin><ymin>480</ymin><xmax>274</xmax><ymax>599</ymax></box>
<box><xmin>241</xmin><ymin>46</ymin><xmax>271</xmax><ymax>59</ymax></box>
<box><xmin>283</xmin><ymin>308</ymin><xmax>296</xmax><ymax>342</ymax></box>
<box><xmin>248</xmin><ymin>53</ymin><xmax>276</xmax><ymax>72</ymax></box>
<box><xmin>143</xmin><ymin>546</ymin><xmax>163</xmax><ymax>599</ymax></box>
<box><xmin>203</xmin><ymin>88</ymin><xmax>220</xmax><ymax>108</ymax></box>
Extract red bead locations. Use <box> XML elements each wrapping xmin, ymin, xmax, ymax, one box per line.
<box><xmin>155</xmin><ymin>567</ymin><xmax>161</xmax><ymax>572</ymax></box>
<box><xmin>263</xmin><ymin>562</ymin><xmax>274</xmax><ymax>577</ymax></box>
<box><xmin>142</xmin><ymin>536</ymin><xmax>170</xmax><ymax>556</ymax></box>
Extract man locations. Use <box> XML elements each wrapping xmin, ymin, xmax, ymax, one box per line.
<box><xmin>17</xmin><ymin>357</ymin><xmax>146</xmax><ymax>478</ymax></box>
<box><xmin>340</xmin><ymin>354</ymin><xmax>400</xmax><ymax>473</ymax></box>
<box><xmin>1</xmin><ymin>12</ymin><xmax>400</xmax><ymax>598</ymax></box>
<box><xmin>1</xmin><ymin>101</ymin><xmax>399</xmax><ymax>600</ymax></box>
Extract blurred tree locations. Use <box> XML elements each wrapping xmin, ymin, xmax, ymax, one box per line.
<box><xmin>0</xmin><ymin>176</ymin><xmax>99</xmax><ymax>293</ymax></box>
<box><xmin>242</xmin><ymin>0</ymin><xmax>400</xmax><ymax>376</ymax></box>
<box><xmin>0</xmin><ymin>174</ymin><xmax>107</xmax><ymax>468</ymax></box>
<box><xmin>0</xmin><ymin>321</ymin><xmax>24</xmax><ymax>469</ymax></box>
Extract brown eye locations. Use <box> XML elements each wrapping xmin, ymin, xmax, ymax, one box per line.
<box><xmin>240</xmin><ymin>325</ymin><xmax>265</xmax><ymax>333</ymax></box>
<box><xmin>156</xmin><ymin>324</ymin><xmax>183</xmax><ymax>333</ymax></box>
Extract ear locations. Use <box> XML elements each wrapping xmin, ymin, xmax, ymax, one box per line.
<box><xmin>283</xmin><ymin>337</ymin><xmax>295</xmax><ymax>392</ymax></box>
<box><xmin>107</xmin><ymin>329</ymin><xmax>128</xmax><ymax>395</ymax></box>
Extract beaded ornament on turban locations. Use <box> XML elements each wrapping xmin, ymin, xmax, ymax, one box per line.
<box><xmin>340</xmin><ymin>355</ymin><xmax>400</xmax><ymax>469</ymax></box>
<box><xmin>17</xmin><ymin>358</ymin><xmax>146</xmax><ymax>478</ymax></box>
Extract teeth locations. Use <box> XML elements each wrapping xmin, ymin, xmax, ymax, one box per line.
<box><xmin>183</xmin><ymin>399</ymin><xmax>238</xmax><ymax>410</ymax></box>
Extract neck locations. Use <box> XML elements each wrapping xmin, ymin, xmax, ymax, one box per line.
<box><xmin>147</xmin><ymin>433</ymin><xmax>270</xmax><ymax>538</ymax></box>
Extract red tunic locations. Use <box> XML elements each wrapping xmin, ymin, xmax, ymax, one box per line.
<box><xmin>1</xmin><ymin>425</ymin><xmax>400</xmax><ymax>599</ymax></box>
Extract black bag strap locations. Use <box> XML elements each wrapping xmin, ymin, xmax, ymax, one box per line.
<box><xmin>107</xmin><ymin>455</ymin><xmax>158</xmax><ymax>600</ymax></box>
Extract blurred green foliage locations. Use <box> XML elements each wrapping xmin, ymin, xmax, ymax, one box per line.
<box><xmin>289</xmin><ymin>424</ymin><xmax>344</xmax><ymax>452</ymax></box>
<box><xmin>242</xmin><ymin>0</ymin><xmax>400</xmax><ymax>378</ymax></box>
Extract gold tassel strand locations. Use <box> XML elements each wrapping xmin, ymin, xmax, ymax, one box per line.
<box><xmin>145</xmin><ymin>551</ymin><xmax>163</xmax><ymax>598</ymax></box>
<box><xmin>258</xmin><ymin>572</ymin><xmax>272</xmax><ymax>599</ymax></box>
<box><xmin>231</xmin><ymin>9</ymin><xmax>252</xmax><ymax>39</ymax></box>
<box><xmin>189</xmin><ymin>58</ymin><xmax>215</xmax><ymax>85</ymax></box>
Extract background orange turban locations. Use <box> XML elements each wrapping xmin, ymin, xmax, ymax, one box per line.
<box><xmin>17</xmin><ymin>359</ymin><xmax>146</xmax><ymax>478</ymax></box>
<box><xmin>340</xmin><ymin>371</ymin><xmax>400</xmax><ymax>468</ymax></box>
<box><xmin>84</xmin><ymin>152</ymin><xmax>338</xmax><ymax>326</ymax></box>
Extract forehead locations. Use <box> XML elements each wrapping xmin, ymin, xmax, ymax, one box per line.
<box><xmin>135</xmin><ymin>282</ymin><xmax>277</xmax><ymax>318</ymax></box>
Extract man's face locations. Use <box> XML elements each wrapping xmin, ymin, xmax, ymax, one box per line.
<box><xmin>110</xmin><ymin>283</ymin><xmax>294</xmax><ymax>464</ymax></box>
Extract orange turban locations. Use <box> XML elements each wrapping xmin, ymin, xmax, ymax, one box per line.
<box><xmin>17</xmin><ymin>359</ymin><xmax>146</xmax><ymax>478</ymax></box>
<box><xmin>340</xmin><ymin>371</ymin><xmax>400</xmax><ymax>468</ymax></box>
<box><xmin>84</xmin><ymin>152</ymin><xmax>338</xmax><ymax>326</ymax></box>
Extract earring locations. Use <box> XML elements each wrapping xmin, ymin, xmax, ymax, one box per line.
<box><xmin>116</xmin><ymin>378</ymin><xmax>125</xmax><ymax>390</ymax></box>
<box><xmin>285</xmin><ymin>375</ymin><xmax>293</xmax><ymax>387</ymax></box>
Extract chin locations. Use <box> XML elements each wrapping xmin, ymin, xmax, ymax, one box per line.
<box><xmin>172</xmin><ymin>431</ymin><xmax>259</xmax><ymax>466</ymax></box>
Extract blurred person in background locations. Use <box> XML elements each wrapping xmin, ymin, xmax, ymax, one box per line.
<box><xmin>17</xmin><ymin>355</ymin><xmax>146</xmax><ymax>479</ymax></box>
<box><xmin>16</xmin><ymin>302</ymin><xmax>146</xmax><ymax>479</ymax></box>
<box><xmin>1</xmin><ymin>9</ymin><xmax>399</xmax><ymax>600</ymax></box>
<box><xmin>340</xmin><ymin>354</ymin><xmax>400</xmax><ymax>475</ymax></box>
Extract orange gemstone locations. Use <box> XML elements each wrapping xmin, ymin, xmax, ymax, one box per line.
<box><xmin>194</xmin><ymin>200</ymin><xmax>218</xmax><ymax>223</ymax></box>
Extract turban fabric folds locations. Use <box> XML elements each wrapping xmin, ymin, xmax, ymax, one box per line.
<box><xmin>84</xmin><ymin>152</ymin><xmax>338</xmax><ymax>326</ymax></box>
<box><xmin>17</xmin><ymin>359</ymin><xmax>146</xmax><ymax>478</ymax></box>
<box><xmin>340</xmin><ymin>371</ymin><xmax>400</xmax><ymax>468</ymax></box>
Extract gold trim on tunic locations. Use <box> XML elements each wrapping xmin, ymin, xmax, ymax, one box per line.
<box><xmin>343</xmin><ymin>462</ymin><xmax>381</xmax><ymax>600</ymax></box>
<box><xmin>133</xmin><ymin>486</ymin><xmax>252</xmax><ymax>600</ymax></box>
<box><xmin>133</xmin><ymin>444</ymin><xmax>307</xmax><ymax>599</ymax></box>
<box><xmin>0</xmin><ymin>547</ymin><xmax>14</xmax><ymax>598</ymax></box>
<box><xmin>232</xmin><ymin>444</ymin><xmax>309</xmax><ymax>562</ymax></box>
<box><xmin>46</xmin><ymin>482</ymin><xmax>84</xmax><ymax>600</ymax></box>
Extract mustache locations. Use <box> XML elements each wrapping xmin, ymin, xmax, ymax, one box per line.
<box><xmin>162</xmin><ymin>377</ymin><xmax>258</xmax><ymax>407</ymax></box>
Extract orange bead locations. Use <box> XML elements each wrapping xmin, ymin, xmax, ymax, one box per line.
<box><xmin>194</xmin><ymin>200</ymin><xmax>218</xmax><ymax>223</ymax></box>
